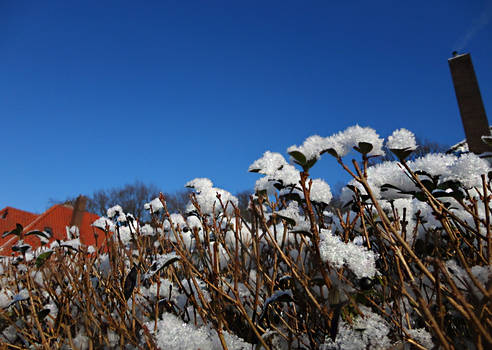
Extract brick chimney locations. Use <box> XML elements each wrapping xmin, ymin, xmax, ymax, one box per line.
<box><xmin>448</xmin><ymin>52</ymin><xmax>491</xmax><ymax>154</ymax></box>
<box><xmin>70</xmin><ymin>195</ymin><xmax>87</xmax><ymax>228</ymax></box>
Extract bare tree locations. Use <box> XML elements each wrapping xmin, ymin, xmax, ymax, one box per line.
<box><xmin>162</xmin><ymin>190</ymin><xmax>192</xmax><ymax>214</ymax></box>
<box><xmin>49</xmin><ymin>183</ymin><xmax>254</xmax><ymax>223</ymax></box>
<box><xmin>84</xmin><ymin>181</ymin><xmax>160</xmax><ymax>219</ymax></box>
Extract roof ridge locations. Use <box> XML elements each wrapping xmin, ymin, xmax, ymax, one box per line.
<box><xmin>0</xmin><ymin>206</ymin><xmax>39</xmax><ymax>216</ymax></box>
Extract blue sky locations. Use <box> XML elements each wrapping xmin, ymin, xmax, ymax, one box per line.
<box><xmin>1</xmin><ymin>0</ymin><xmax>492</xmax><ymax>214</ymax></box>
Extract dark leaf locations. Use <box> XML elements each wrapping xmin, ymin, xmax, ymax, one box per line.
<box><xmin>389</xmin><ymin>147</ymin><xmax>414</xmax><ymax>161</ymax></box>
<box><xmin>346</xmin><ymin>185</ymin><xmax>357</xmax><ymax>193</ymax></box>
<box><xmin>279</xmin><ymin>192</ymin><xmax>302</xmax><ymax>203</ymax></box>
<box><xmin>258</xmin><ymin>290</ymin><xmax>294</xmax><ymax>323</ymax></box>
<box><xmin>288</xmin><ymin>150</ymin><xmax>307</xmax><ymax>166</ymax></box>
<box><xmin>358</xmin><ymin>277</ymin><xmax>374</xmax><ymax>290</ymax></box>
<box><xmin>273</xmin><ymin>182</ymin><xmax>284</xmax><ymax>191</ymax></box>
<box><xmin>303</xmin><ymin>157</ymin><xmax>317</xmax><ymax>171</ymax></box>
<box><xmin>124</xmin><ymin>266</ymin><xmax>138</xmax><ymax>300</ymax></box>
<box><xmin>420</xmin><ymin>179</ymin><xmax>436</xmax><ymax>192</ymax></box>
<box><xmin>277</xmin><ymin>276</ymin><xmax>292</xmax><ymax>290</ymax></box>
<box><xmin>276</xmin><ymin>214</ymin><xmax>296</xmax><ymax>227</ymax></box>
<box><xmin>353</xmin><ymin>142</ymin><xmax>373</xmax><ymax>155</ymax></box>
<box><xmin>414</xmin><ymin>170</ymin><xmax>434</xmax><ymax>179</ymax></box>
<box><xmin>12</xmin><ymin>244</ymin><xmax>31</xmax><ymax>253</ymax></box>
<box><xmin>25</xmin><ymin>230</ymin><xmax>51</xmax><ymax>240</ymax></box>
<box><xmin>321</xmin><ymin>148</ymin><xmax>339</xmax><ymax>158</ymax></box>
<box><xmin>310</xmin><ymin>277</ymin><xmax>326</xmax><ymax>286</ymax></box>
<box><xmin>142</xmin><ymin>256</ymin><xmax>180</xmax><ymax>286</ymax></box>
<box><xmin>291</xmin><ymin>230</ymin><xmax>313</xmax><ymax>238</ymax></box>
<box><xmin>380</xmin><ymin>183</ymin><xmax>402</xmax><ymax>192</ymax></box>
<box><xmin>37</xmin><ymin>308</ymin><xmax>51</xmax><ymax>321</ymax></box>
<box><xmin>2</xmin><ymin>223</ymin><xmax>23</xmax><ymax>238</ymax></box>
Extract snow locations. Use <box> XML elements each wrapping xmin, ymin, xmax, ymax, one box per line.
<box><xmin>1</xmin><ymin>124</ymin><xmax>489</xmax><ymax>349</ymax></box>
<box><xmin>0</xmin><ymin>289</ymin><xmax>12</xmax><ymax>309</ymax></box>
<box><xmin>163</xmin><ymin>213</ymin><xmax>187</xmax><ymax>231</ymax></box>
<box><xmin>185</xmin><ymin>178</ymin><xmax>238</xmax><ymax>215</ymax></box>
<box><xmin>276</xmin><ymin>201</ymin><xmax>301</xmax><ymax>223</ymax></box>
<box><xmin>254</xmin><ymin>162</ymin><xmax>301</xmax><ymax>195</ymax></box>
<box><xmin>249</xmin><ymin>151</ymin><xmax>289</xmax><ymax>175</ymax></box>
<box><xmin>322</xmin><ymin>125</ymin><xmax>385</xmax><ymax>158</ymax></box>
<box><xmin>309</xmin><ymin>178</ymin><xmax>332</xmax><ymax>204</ymax></box>
<box><xmin>319</xmin><ymin>229</ymin><xmax>377</xmax><ymax>278</ymax></box>
<box><xmin>405</xmin><ymin>327</ymin><xmax>434</xmax><ymax>349</ymax></box>
<box><xmin>323</xmin><ymin>306</ymin><xmax>393</xmax><ymax>349</ymax></box>
<box><xmin>144</xmin><ymin>197</ymin><xmax>164</xmax><ymax>212</ymax></box>
<box><xmin>92</xmin><ymin>217</ymin><xmax>113</xmax><ymax>231</ymax></box>
<box><xmin>446</xmin><ymin>259</ymin><xmax>491</xmax><ymax>298</ymax></box>
<box><xmin>287</xmin><ymin>125</ymin><xmax>385</xmax><ymax>164</ymax></box>
<box><xmin>287</xmin><ymin>135</ymin><xmax>326</xmax><ymax>162</ymax></box>
<box><xmin>147</xmin><ymin>312</ymin><xmax>251</xmax><ymax>350</ymax></box>
<box><xmin>386</xmin><ymin>128</ymin><xmax>417</xmax><ymax>150</ymax></box>
<box><xmin>106</xmin><ymin>205</ymin><xmax>123</xmax><ymax>219</ymax></box>
<box><xmin>443</xmin><ymin>152</ymin><xmax>490</xmax><ymax>188</ymax></box>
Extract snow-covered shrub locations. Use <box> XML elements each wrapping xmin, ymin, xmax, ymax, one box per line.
<box><xmin>0</xmin><ymin>125</ymin><xmax>490</xmax><ymax>350</ymax></box>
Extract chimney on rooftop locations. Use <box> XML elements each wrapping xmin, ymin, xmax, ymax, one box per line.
<box><xmin>448</xmin><ymin>52</ymin><xmax>491</xmax><ymax>154</ymax></box>
<box><xmin>70</xmin><ymin>195</ymin><xmax>87</xmax><ymax>228</ymax></box>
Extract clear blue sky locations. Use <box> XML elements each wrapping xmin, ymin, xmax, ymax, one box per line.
<box><xmin>1</xmin><ymin>0</ymin><xmax>492</xmax><ymax>214</ymax></box>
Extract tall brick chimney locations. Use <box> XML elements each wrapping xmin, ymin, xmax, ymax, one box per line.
<box><xmin>448</xmin><ymin>52</ymin><xmax>491</xmax><ymax>154</ymax></box>
<box><xmin>70</xmin><ymin>195</ymin><xmax>87</xmax><ymax>228</ymax></box>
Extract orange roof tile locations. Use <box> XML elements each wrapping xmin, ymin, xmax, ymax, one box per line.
<box><xmin>0</xmin><ymin>205</ymin><xmax>102</xmax><ymax>256</ymax></box>
<box><xmin>0</xmin><ymin>207</ymin><xmax>39</xmax><ymax>235</ymax></box>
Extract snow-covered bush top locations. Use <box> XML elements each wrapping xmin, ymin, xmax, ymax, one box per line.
<box><xmin>2</xmin><ymin>124</ymin><xmax>490</xmax><ymax>350</ymax></box>
<box><xmin>386</xmin><ymin>128</ymin><xmax>417</xmax><ymax>150</ymax></box>
<box><xmin>248</xmin><ymin>151</ymin><xmax>289</xmax><ymax>175</ymax></box>
<box><xmin>144</xmin><ymin>197</ymin><xmax>164</xmax><ymax>212</ymax></box>
<box><xmin>287</xmin><ymin>125</ymin><xmax>385</xmax><ymax>163</ymax></box>
<box><xmin>185</xmin><ymin>178</ymin><xmax>238</xmax><ymax>215</ymax></box>
<box><xmin>340</xmin><ymin>152</ymin><xmax>490</xmax><ymax>203</ymax></box>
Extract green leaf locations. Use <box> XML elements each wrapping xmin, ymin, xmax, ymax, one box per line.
<box><xmin>353</xmin><ymin>142</ymin><xmax>373</xmax><ymax>155</ymax></box>
<box><xmin>288</xmin><ymin>150</ymin><xmax>307</xmax><ymax>166</ymax></box>
<box><xmin>35</xmin><ymin>250</ymin><xmax>54</xmax><ymax>268</ymax></box>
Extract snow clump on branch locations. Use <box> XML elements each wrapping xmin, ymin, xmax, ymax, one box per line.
<box><xmin>287</xmin><ymin>125</ymin><xmax>385</xmax><ymax>162</ymax></box>
<box><xmin>319</xmin><ymin>229</ymin><xmax>377</xmax><ymax>278</ymax></box>
<box><xmin>185</xmin><ymin>178</ymin><xmax>238</xmax><ymax>215</ymax></box>
<box><xmin>386</xmin><ymin>128</ymin><xmax>417</xmax><ymax>150</ymax></box>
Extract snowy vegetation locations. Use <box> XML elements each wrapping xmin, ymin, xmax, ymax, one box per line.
<box><xmin>1</xmin><ymin>125</ymin><xmax>491</xmax><ymax>349</ymax></box>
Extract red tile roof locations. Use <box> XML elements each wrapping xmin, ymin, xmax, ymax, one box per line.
<box><xmin>0</xmin><ymin>204</ymin><xmax>102</xmax><ymax>256</ymax></box>
<box><xmin>0</xmin><ymin>207</ymin><xmax>39</xmax><ymax>235</ymax></box>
